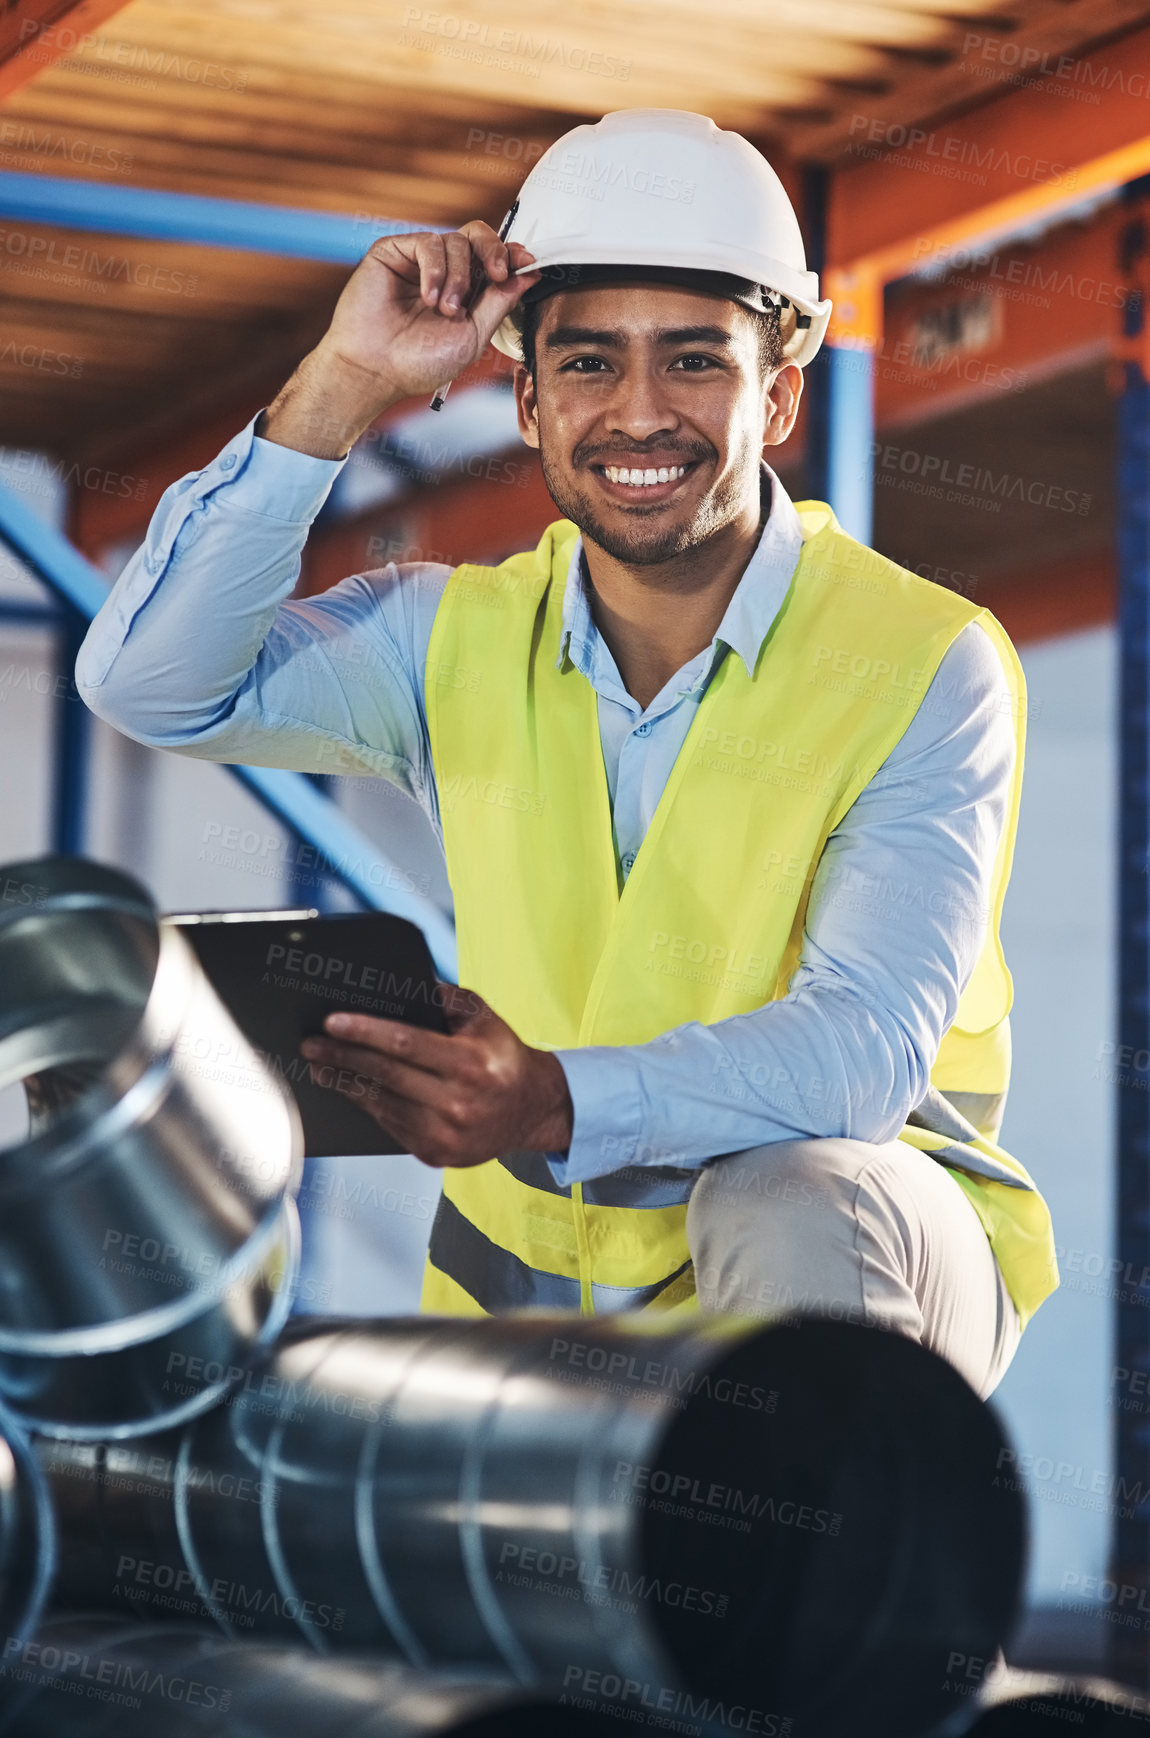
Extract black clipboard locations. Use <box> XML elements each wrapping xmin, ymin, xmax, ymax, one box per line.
<box><xmin>165</xmin><ymin>908</ymin><xmax>450</xmax><ymax>1157</ymax></box>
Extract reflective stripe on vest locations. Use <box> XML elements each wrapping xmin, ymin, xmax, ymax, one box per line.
<box><xmin>422</xmin><ymin>506</ymin><xmax>1059</xmax><ymax>1329</ymax></box>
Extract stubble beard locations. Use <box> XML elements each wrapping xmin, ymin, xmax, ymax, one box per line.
<box><xmin>537</xmin><ymin>441</ymin><xmax>756</xmax><ymax>569</ymax></box>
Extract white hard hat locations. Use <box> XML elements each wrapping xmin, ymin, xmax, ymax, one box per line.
<box><xmin>491</xmin><ymin>108</ymin><xmax>831</xmax><ymax>368</ymax></box>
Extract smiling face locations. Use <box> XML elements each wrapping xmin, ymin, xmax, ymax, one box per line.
<box><xmin>513</xmin><ymin>281</ymin><xmax>802</xmax><ymax>568</ymax></box>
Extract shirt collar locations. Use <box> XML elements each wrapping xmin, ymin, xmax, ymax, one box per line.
<box><xmin>555</xmin><ymin>461</ymin><xmax>805</xmax><ymax>683</ymax></box>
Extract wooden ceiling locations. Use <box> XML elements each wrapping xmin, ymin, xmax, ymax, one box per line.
<box><xmin>0</xmin><ymin>0</ymin><xmax>1147</xmax><ymax>520</ymax></box>
<box><xmin>7</xmin><ymin>0</ymin><xmax>1150</xmax><ymax>212</ymax></box>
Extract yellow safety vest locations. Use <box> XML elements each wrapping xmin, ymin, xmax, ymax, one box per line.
<box><xmin>421</xmin><ymin>504</ymin><xmax>1058</xmax><ymax>1330</ymax></box>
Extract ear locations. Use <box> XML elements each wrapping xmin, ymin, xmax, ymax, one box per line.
<box><xmin>762</xmin><ymin>362</ymin><xmax>804</xmax><ymax>449</ymax></box>
<box><xmin>513</xmin><ymin>362</ymin><xmax>540</xmax><ymax>450</ymax></box>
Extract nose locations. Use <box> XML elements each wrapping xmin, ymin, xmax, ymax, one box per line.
<box><xmin>602</xmin><ymin>363</ymin><xmax>681</xmax><ymax>445</ymax></box>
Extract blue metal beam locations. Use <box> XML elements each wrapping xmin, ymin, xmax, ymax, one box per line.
<box><xmin>824</xmin><ymin>345</ymin><xmax>875</xmax><ymax>547</ymax></box>
<box><xmin>0</xmin><ymin>599</ymin><xmax>60</xmax><ymax>626</ymax></box>
<box><xmin>286</xmin><ymin>771</ymin><xmax>339</xmax><ymax>913</ymax></box>
<box><xmin>0</xmin><ymin>171</ymin><xmax>440</xmax><ymax>262</ymax></box>
<box><xmin>0</xmin><ymin>482</ymin><xmax>111</xmax><ymax>619</ymax></box>
<box><xmin>799</xmin><ymin>167</ymin><xmax>876</xmax><ymax>547</ymax></box>
<box><xmin>1109</xmin><ymin>180</ymin><xmax>1150</xmax><ymax>1687</ymax></box>
<box><xmin>0</xmin><ymin>477</ymin><xmax>458</xmax><ymax>978</ymax></box>
<box><xmin>50</xmin><ymin>609</ymin><xmax>90</xmax><ymax>856</ymax></box>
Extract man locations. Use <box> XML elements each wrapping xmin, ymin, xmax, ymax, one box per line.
<box><xmin>77</xmin><ymin>108</ymin><xmax>1056</xmax><ymax>1395</ymax></box>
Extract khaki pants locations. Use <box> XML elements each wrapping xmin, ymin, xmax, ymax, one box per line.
<box><xmin>686</xmin><ymin>1136</ymin><xmax>1021</xmax><ymax>1399</ymax></box>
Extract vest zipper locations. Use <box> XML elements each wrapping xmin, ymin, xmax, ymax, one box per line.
<box><xmin>571</xmin><ymin>1182</ymin><xmax>594</xmax><ymax>1315</ymax></box>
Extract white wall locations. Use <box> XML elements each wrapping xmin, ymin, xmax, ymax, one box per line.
<box><xmin>994</xmin><ymin>625</ymin><xmax>1116</xmax><ymax>1610</ymax></box>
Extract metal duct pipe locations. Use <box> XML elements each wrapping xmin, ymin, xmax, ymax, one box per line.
<box><xmin>0</xmin><ymin>857</ymin><xmax>302</xmax><ymax>1439</ymax></box>
<box><xmin>0</xmin><ymin>1407</ymin><xmax>54</xmax><ymax>1648</ymax></box>
<box><xmin>0</xmin><ymin>1619</ymin><xmax>635</xmax><ymax>1735</ymax></box>
<box><xmin>41</xmin><ymin>1314</ymin><xmax>1025</xmax><ymax>1738</ymax></box>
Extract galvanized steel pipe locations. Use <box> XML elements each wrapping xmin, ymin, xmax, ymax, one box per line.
<box><xmin>41</xmin><ymin>1314</ymin><xmax>1024</xmax><ymax>1738</ymax></box>
<box><xmin>0</xmin><ymin>1618</ymin><xmax>633</xmax><ymax>1735</ymax></box>
<box><xmin>0</xmin><ymin>857</ymin><xmax>302</xmax><ymax>1439</ymax></box>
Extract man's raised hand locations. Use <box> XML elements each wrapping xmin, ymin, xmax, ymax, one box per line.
<box><xmin>324</xmin><ymin>222</ymin><xmax>539</xmax><ymax>399</ymax></box>
<box><xmin>260</xmin><ymin>221</ymin><xmax>540</xmax><ymax>459</ymax></box>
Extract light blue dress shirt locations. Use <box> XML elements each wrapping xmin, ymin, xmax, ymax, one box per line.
<box><xmin>76</xmin><ymin>415</ymin><xmax>1017</xmax><ymax>1185</ymax></box>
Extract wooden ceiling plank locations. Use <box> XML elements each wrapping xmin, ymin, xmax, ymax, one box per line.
<box><xmin>3</xmin><ymin>73</ymin><xmax>566</xmax><ymax>155</ymax></box>
<box><xmin>7</xmin><ymin>53</ymin><xmax>578</xmax><ymax>143</ymax></box>
<box><xmin>0</xmin><ymin>89</ymin><xmax>536</xmax><ymax>200</ymax></box>
<box><xmin>576</xmin><ymin>0</ymin><xmax>966</xmax><ymax>45</ymax></box>
<box><xmin>56</xmin><ymin>7</ymin><xmax>920</xmax><ymax>81</ymax></box>
<box><xmin>37</xmin><ymin>6</ymin><xmax>833</xmax><ymax>107</ymax></box>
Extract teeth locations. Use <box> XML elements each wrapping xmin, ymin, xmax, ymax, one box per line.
<box><xmin>603</xmin><ymin>464</ymin><xmax>688</xmax><ymax>486</ymax></box>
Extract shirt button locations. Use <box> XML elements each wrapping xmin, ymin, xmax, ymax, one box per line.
<box><xmin>621</xmin><ymin>852</ymin><xmax>636</xmax><ymax>872</ymax></box>
<box><xmin>220</xmin><ymin>453</ymin><xmax>237</xmax><ymax>471</ymax></box>
<box><xmin>635</xmin><ymin>721</ymin><xmax>651</xmax><ymax>737</ymax></box>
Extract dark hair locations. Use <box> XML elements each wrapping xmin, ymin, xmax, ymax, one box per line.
<box><xmin>517</xmin><ymin>287</ymin><xmax>783</xmax><ymax>382</ymax></box>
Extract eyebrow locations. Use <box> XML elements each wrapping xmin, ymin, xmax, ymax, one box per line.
<box><xmin>543</xmin><ymin>324</ymin><xmax>737</xmax><ymax>351</ymax></box>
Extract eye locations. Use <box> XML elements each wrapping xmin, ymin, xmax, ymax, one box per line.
<box><xmin>559</xmin><ymin>355</ymin><xmax>611</xmax><ymax>373</ymax></box>
<box><xmin>671</xmin><ymin>354</ymin><xmax>721</xmax><ymax>372</ymax></box>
